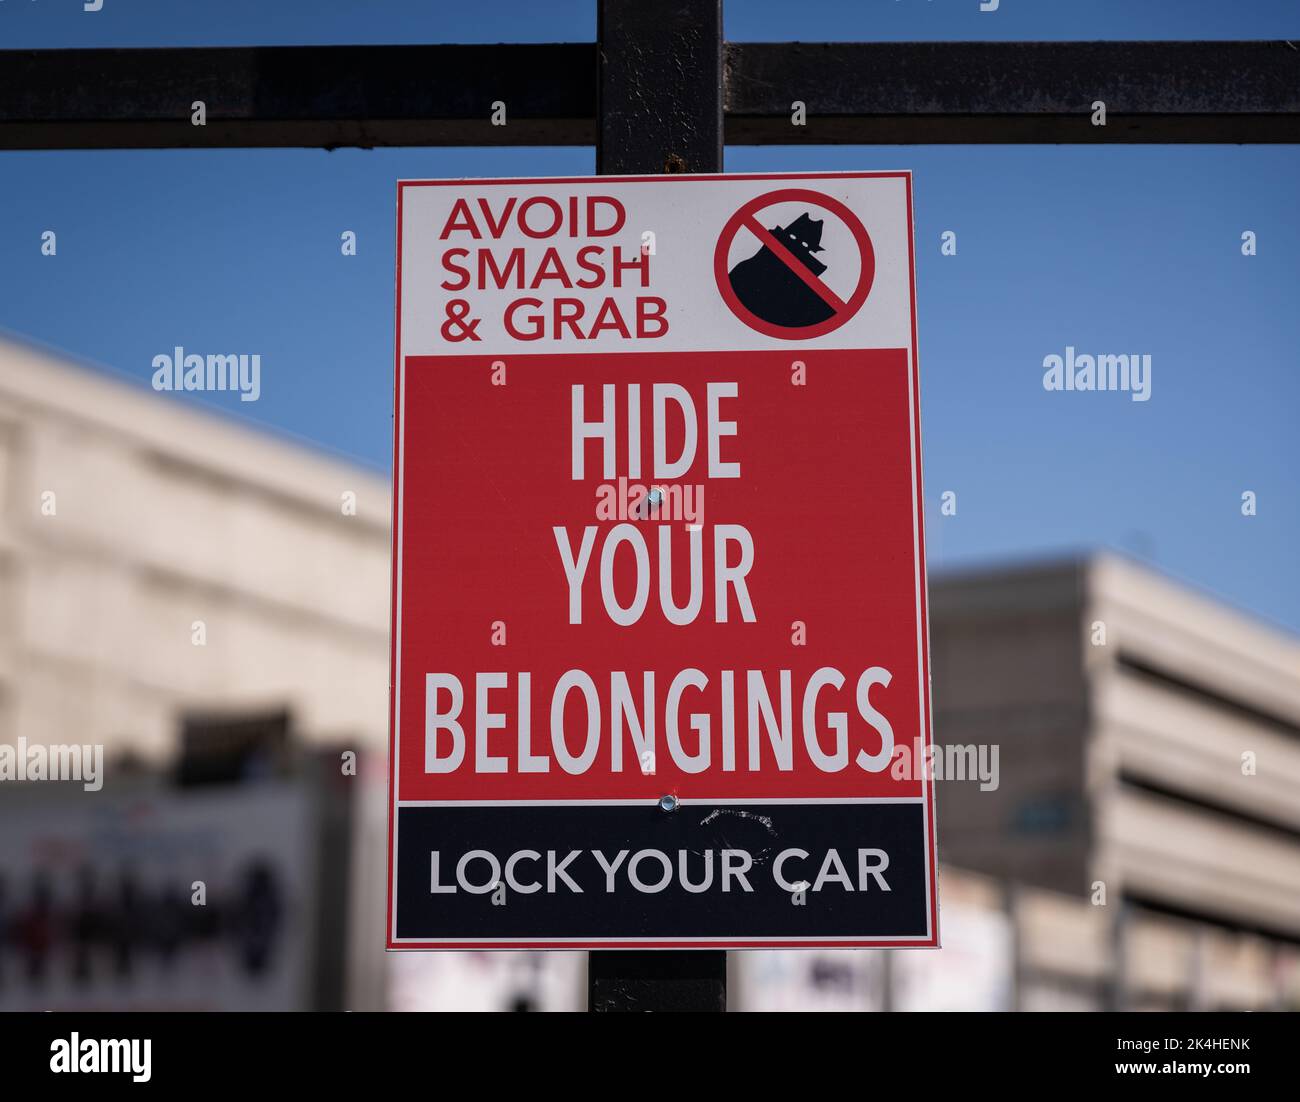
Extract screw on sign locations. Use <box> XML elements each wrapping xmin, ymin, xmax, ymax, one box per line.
<box><xmin>713</xmin><ymin>188</ymin><xmax>876</xmax><ymax>340</ymax></box>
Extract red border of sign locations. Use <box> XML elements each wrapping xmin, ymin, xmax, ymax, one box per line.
<box><xmin>388</xmin><ymin>171</ymin><xmax>938</xmax><ymax>950</ymax></box>
<box><xmin>712</xmin><ymin>188</ymin><xmax>876</xmax><ymax>340</ymax></box>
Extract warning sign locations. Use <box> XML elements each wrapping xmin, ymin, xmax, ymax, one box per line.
<box><xmin>714</xmin><ymin>189</ymin><xmax>876</xmax><ymax>337</ymax></box>
<box><xmin>389</xmin><ymin>171</ymin><xmax>937</xmax><ymax>949</ymax></box>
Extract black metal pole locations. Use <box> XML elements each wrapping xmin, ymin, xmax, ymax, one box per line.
<box><xmin>596</xmin><ymin>0</ymin><xmax>723</xmax><ymax>175</ymax></box>
<box><xmin>589</xmin><ymin>0</ymin><xmax>726</xmax><ymax>1012</ymax></box>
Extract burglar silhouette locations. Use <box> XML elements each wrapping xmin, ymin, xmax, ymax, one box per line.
<box><xmin>727</xmin><ymin>212</ymin><xmax>835</xmax><ymax>328</ymax></box>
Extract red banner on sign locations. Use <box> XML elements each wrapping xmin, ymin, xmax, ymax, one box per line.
<box><xmin>393</xmin><ymin>349</ymin><xmax>926</xmax><ymax>803</ymax></box>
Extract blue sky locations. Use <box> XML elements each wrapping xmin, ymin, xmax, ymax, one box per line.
<box><xmin>1</xmin><ymin>1</ymin><xmax>1297</xmax><ymax>634</ymax></box>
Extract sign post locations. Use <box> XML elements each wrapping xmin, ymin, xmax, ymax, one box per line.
<box><xmin>592</xmin><ymin>0</ymin><xmax>728</xmax><ymax>1012</ymax></box>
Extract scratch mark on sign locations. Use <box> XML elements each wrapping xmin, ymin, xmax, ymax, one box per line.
<box><xmin>699</xmin><ymin>808</ymin><xmax>775</xmax><ymax>834</ymax></box>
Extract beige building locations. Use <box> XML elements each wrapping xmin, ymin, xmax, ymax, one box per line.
<box><xmin>0</xmin><ymin>337</ymin><xmax>391</xmax><ymax>759</ymax></box>
<box><xmin>930</xmin><ymin>555</ymin><xmax>1300</xmax><ymax>1009</ymax></box>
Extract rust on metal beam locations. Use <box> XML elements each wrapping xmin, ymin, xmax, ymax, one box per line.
<box><xmin>724</xmin><ymin>40</ymin><xmax>1300</xmax><ymax>144</ymax></box>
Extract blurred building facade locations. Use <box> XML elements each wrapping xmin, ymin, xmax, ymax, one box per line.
<box><xmin>924</xmin><ymin>557</ymin><xmax>1300</xmax><ymax>1010</ymax></box>
<box><xmin>0</xmin><ymin>337</ymin><xmax>391</xmax><ymax>758</ymax></box>
<box><xmin>2</xmin><ymin>337</ymin><xmax>1296</xmax><ymax>1011</ymax></box>
<box><xmin>0</xmin><ymin>336</ymin><xmax>395</xmax><ymax>1009</ymax></box>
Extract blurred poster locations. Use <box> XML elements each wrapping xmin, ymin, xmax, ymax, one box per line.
<box><xmin>740</xmin><ymin>950</ymin><xmax>885</xmax><ymax>1012</ymax></box>
<box><xmin>738</xmin><ymin>899</ymin><xmax>1011</xmax><ymax>1011</ymax></box>
<box><xmin>388</xmin><ymin>950</ymin><xmax>585</xmax><ymax>1012</ymax></box>
<box><xmin>0</xmin><ymin>781</ymin><xmax>315</xmax><ymax>1010</ymax></box>
<box><xmin>893</xmin><ymin>901</ymin><xmax>1012</xmax><ymax>1011</ymax></box>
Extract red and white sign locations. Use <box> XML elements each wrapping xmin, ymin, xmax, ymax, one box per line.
<box><xmin>389</xmin><ymin>171</ymin><xmax>937</xmax><ymax>950</ymax></box>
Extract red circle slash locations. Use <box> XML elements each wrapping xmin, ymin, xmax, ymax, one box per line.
<box><xmin>713</xmin><ymin>188</ymin><xmax>876</xmax><ymax>340</ymax></box>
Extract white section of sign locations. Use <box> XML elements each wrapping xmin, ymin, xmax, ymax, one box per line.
<box><xmin>398</xmin><ymin>173</ymin><xmax>913</xmax><ymax>356</ymax></box>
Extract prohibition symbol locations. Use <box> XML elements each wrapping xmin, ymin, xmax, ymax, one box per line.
<box><xmin>714</xmin><ymin>188</ymin><xmax>876</xmax><ymax>340</ymax></box>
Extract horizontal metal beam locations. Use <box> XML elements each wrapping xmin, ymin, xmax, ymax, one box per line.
<box><xmin>0</xmin><ymin>40</ymin><xmax>1296</xmax><ymax>150</ymax></box>
<box><xmin>0</xmin><ymin>44</ymin><xmax>596</xmax><ymax>149</ymax></box>
<box><xmin>725</xmin><ymin>40</ymin><xmax>1300</xmax><ymax>144</ymax></box>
